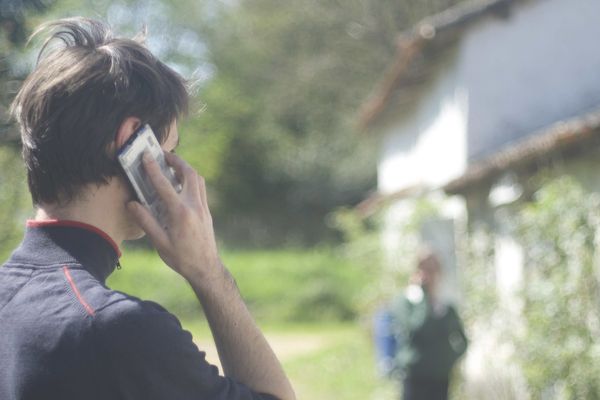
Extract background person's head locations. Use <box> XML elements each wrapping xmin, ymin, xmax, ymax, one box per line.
<box><xmin>10</xmin><ymin>17</ymin><xmax>189</xmax><ymax>208</ymax></box>
<box><xmin>414</xmin><ymin>246</ymin><xmax>442</xmax><ymax>296</ymax></box>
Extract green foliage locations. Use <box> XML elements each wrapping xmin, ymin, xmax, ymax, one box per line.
<box><xmin>0</xmin><ymin>1</ymin><xmax>52</xmax><ymax>262</ymax></box>
<box><xmin>222</xmin><ymin>248</ymin><xmax>368</xmax><ymax>322</ymax></box>
<box><xmin>459</xmin><ymin>176</ymin><xmax>600</xmax><ymax>399</ymax></box>
<box><xmin>192</xmin><ymin>0</ymin><xmax>466</xmax><ymax>246</ymax></box>
<box><xmin>333</xmin><ymin>208</ymin><xmax>392</xmax><ymax>312</ymax></box>
<box><xmin>1</xmin><ymin>0</ymin><xmax>56</xmax><ymax>141</ymax></box>
<box><xmin>108</xmin><ymin>247</ymin><xmax>368</xmax><ymax>322</ymax></box>
<box><xmin>0</xmin><ymin>146</ymin><xmax>31</xmax><ymax>261</ymax></box>
<box><xmin>332</xmin><ymin>207</ymin><xmax>386</xmax><ymax>265</ymax></box>
<box><xmin>509</xmin><ymin>177</ymin><xmax>600</xmax><ymax>399</ymax></box>
<box><xmin>332</xmin><ymin>197</ymin><xmax>440</xmax><ymax>312</ymax></box>
<box><xmin>460</xmin><ymin>225</ymin><xmax>498</xmax><ymax>327</ymax></box>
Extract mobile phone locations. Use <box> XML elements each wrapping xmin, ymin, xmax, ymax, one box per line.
<box><xmin>117</xmin><ymin>124</ymin><xmax>181</xmax><ymax>227</ymax></box>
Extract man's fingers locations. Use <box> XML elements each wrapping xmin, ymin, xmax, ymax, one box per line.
<box><xmin>143</xmin><ymin>153</ymin><xmax>180</xmax><ymax>206</ymax></box>
<box><xmin>165</xmin><ymin>151</ymin><xmax>201</xmax><ymax>200</ymax></box>
<box><xmin>127</xmin><ymin>201</ymin><xmax>169</xmax><ymax>248</ymax></box>
<box><xmin>164</xmin><ymin>151</ymin><xmax>188</xmax><ymax>172</ymax></box>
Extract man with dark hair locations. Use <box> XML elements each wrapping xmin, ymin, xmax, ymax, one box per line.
<box><xmin>0</xmin><ymin>18</ymin><xmax>295</xmax><ymax>400</ymax></box>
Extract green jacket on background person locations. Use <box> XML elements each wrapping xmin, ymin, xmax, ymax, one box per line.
<box><xmin>390</xmin><ymin>284</ymin><xmax>468</xmax><ymax>381</ymax></box>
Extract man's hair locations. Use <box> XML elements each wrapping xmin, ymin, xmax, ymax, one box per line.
<box><xmin>10</xmin><ymin>17</ymin><xmax>189</xmax><ymax>205</ymax></box>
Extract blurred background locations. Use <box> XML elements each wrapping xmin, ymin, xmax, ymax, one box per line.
<box><xmin>2</xmin><ymin>0</ymin><xmax>600</xmax><ymax>398</ymax></box>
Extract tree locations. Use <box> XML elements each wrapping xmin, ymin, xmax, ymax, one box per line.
<box><xmin>191</xmin><ymin>0</ymin><xmax>465</xmax><ymax>246</ymax></box>
<box><xmin>1</xmin><ymin>0</ymin><xmax>55</xmax><ymax>141</ymax></box>
<box><xmin>0</xmin><ymin>0</ymin><xmax>55</xmax><ymax>254</ymax></box>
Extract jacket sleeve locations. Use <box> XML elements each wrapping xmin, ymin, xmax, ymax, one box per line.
<box><xmin>93</xmin><ymin>298</ymin><xmax>279</xmax><ymax>400</ymax></box>
<box><xmin>388</xmin><ymin>295</ymin><xmax>414</xmax><ymax>377</ymax></box>
<box><xmin>446</xmin><ymin>305</ymin><xmax>468</xmax><ymax>361</ymax></box>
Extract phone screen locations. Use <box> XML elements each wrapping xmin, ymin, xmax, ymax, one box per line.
<box><xmin>117</xmin><ymin>124</ymin><xmax>181</xmax><ymax>226</ymax></box>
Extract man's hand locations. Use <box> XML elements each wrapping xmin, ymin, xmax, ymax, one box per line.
<box><xmin>126</xmin><ymin>151</ymin><xmax>296</xmax><ymax>400</ymax></box>
<box><xmin>127</xmin><ymin>152</ymin><xmax>223</xmax><ymax>285</ymax></box>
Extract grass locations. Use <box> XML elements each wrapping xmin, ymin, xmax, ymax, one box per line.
<box><xmin>281</xmin><ymin>324</ymin><xmax>398</xmax><ymax>400</ymax></box>
<box><xmin>107</xmin><ymin>246</ymin><xmax>369</xmax><ymax>323</ymax></box>
<box><xmin>182</xmin><ymin>319</ymin><xmax>398</xmax><ymax>400</ymax></box>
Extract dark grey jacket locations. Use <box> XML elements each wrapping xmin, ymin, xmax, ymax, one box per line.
<box><xmin>0</xmin><ymin>220</ymin><xmax>277</xmax><ymax>400</ymax></box>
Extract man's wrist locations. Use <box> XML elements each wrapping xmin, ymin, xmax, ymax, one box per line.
<box><xmin>184</xmin><ymin>259</ymin><xmax>234</xmax><ymax>295</ymax></box>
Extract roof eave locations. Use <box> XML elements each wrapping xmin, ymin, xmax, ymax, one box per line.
<box><xmin>444</xmin><ymin>109</ymin><xmax>600</xmax><ymax>194</ymax></box>
<box><xmin>357</xmin><ymin>0</ymin><xmax>524</xmax><ymax>131</ymax></box>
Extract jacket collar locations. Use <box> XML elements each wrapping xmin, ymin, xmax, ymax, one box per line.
<box><xmin>8</xmin><ymin>220</ymin><xmax>121</xmax><ymax>284</ymax></box>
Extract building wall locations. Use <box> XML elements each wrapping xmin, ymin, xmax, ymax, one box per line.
<box><xmin>377</xmin><ymin>0</ymin><xmax>600</xmax><ymax>196</ymax></box>
<box><xmin>376</xmin><ymin>59</ymin><xmax>469</xmax><ymax>303</ymax></box>
<box><xmin>459</xmin><ymin>0</ymin><xmax>600</xmax><ymax>162</ymax></box>
<box><xmin>377</xmin><ymin>60</ymin><xmax>468</xmax><ymax>195</ymax></box>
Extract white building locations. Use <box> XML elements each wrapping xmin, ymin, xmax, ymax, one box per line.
<box><xmin>358</xmin><ymin>0</ymin><xmax>600</xmax><ymax>396</ymax></box>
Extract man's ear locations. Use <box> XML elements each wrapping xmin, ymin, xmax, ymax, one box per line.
<box><xmin>115</xmin><ymin>117</ymin><xmax>142</xmax><ymax>149</ymax></box>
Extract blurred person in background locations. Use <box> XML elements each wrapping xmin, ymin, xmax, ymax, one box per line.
<box><xmin>389</xmin><ymin>248</ymin><xmax>468</xmax><ymax>400</ymax></box>
<box><xmin>0</xmin><ymin>17</ymin><xmax>295</xmax><ymax>400</ymax></box>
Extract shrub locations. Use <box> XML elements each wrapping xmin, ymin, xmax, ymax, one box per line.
<box><xmin>509</xmin><ymin>177</ymin><xmax>600</xmax><ymax>399</ymax></box>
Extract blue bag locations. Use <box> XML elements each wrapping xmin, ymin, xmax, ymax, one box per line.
<box><xmin>373</xmin><ymin>307</ymin><xmax>397</xmax><ymax>377</ymax></box>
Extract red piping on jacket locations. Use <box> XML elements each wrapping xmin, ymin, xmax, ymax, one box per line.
<box><xmin>62</xmin><ymin>266</ymin><xmax>96</xmax><ymax>317</ymax></box>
